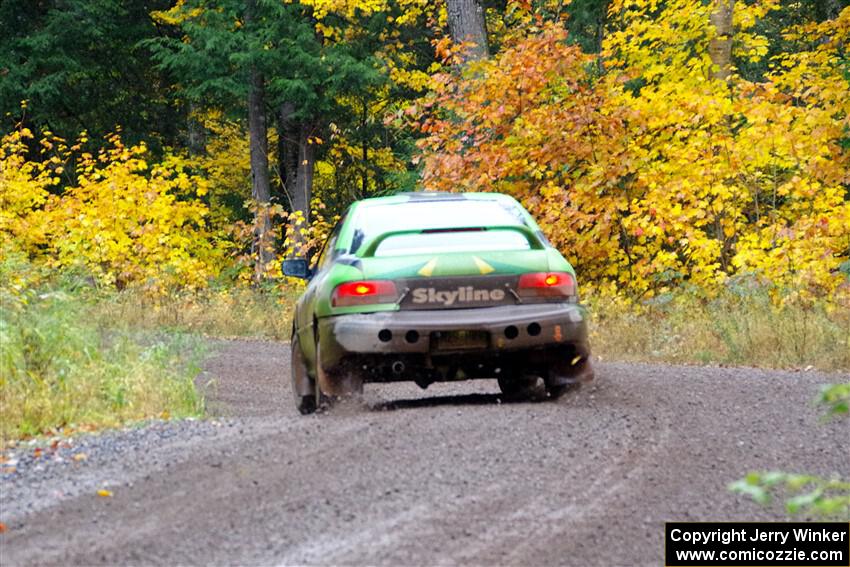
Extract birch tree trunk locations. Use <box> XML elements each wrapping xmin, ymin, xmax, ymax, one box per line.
<box><xmin>709</xmin><ymin>0</ymin><xmax>734</xmax><ymax>81</ymax></box>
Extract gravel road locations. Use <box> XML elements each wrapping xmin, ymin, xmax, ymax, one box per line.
<box><xmin>1</xmin><ymin>339</ymin><xmax>847</xmax><ymax>566</ymax></box>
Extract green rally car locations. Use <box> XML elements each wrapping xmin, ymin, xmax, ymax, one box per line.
<box><xmin>283</xmin><ymin>192</ymin><xmax>594</xmax><ymax>414</ymax></box>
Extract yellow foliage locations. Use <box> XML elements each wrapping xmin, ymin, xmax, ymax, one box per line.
<box><xmin>0</xmin><ymin>128</ymin><xmax>54</xmax><ymax>254</ymax></box>
<box><xmin>282</xmin><ymin>199</ymin><xmax>340</xmax><ymax>265</ymax></box>
<box><xmin>295</xmin><ymin>0</ymin><xmax>429</xmax><ymax>22</ymax></box>
<box><xmin>194</xmin><ymin>112</ymin><xmax>252</xmax><ymax>226</ymax></box>
<box><xmin>601</xmin><ymin>2</ymin><xmax>850</xmax><ymax>300</ymax></box>
<box><xmin>0</xmin><ymin>128</ymin><xmax>228</xmax><ymax>293</ymax></box>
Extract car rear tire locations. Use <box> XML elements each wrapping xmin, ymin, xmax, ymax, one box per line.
<box><xmin>497</xmin><ymin>373</ymin><xmax>540</xmax><ymax>399</ymax></box>
<box><xmin>315</xmin><ymin>341</ymin><xmax>364</xmax><ymax>403</ymax></box>
<box><xmin>544</xmin><ymin>353</ymin><xmax>592</xmax><ymax>399</ymax></box>
<box><xmin>291</xmin><ymin>334</ymin><xmax>318</xmax><ymax>415</ymax></box>
<box><xmin>545</xmin><ymin>382</ymin><xmax>580</xmax><ymax>399</ymax></box>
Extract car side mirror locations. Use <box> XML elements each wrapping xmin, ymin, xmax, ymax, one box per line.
<box><xmin>282</xmin><ymin>259</ymin><xmax>311</xmax><ymax>279</ymax></box>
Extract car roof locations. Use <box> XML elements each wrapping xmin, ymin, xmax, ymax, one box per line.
<box><xmin>352</xmin><ymin>192</ymin><xmax>518</xmax><ymax>209</ymax></box>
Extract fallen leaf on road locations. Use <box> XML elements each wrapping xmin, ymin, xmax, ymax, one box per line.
<box><xmin>97</xmin><ymin>489</ymin><xmax>113</xmax><ymax>497</ymax></box>
<box><xmin>0</xmin><ymin>522</ymin><xmax>6</xmax><ymax>533</ymax></box>
<box><xmin>73</xmin><ymin>453</ymin><xmax>87</xmax><ymax>462</ymax></box>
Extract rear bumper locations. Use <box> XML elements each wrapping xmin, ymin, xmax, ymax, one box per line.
<box><xmin>317</xmin><ymin>303</ymin><xmax>590</xmax><ymax>370</ymax></box>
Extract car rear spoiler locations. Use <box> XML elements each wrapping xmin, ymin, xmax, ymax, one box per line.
<box><xmin>358</xmin><ymin>225</ymin><xmax>545</xmax><ymax>257</ymax></box>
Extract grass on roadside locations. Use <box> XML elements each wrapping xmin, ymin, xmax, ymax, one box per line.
<box><xmin>589</xmin><ymin>281</ymin><xmax>850</xmax><ymax>372</ymax></box>
<box><xmin>0</xmin><ymin>261</ymin><xmax>204</xmax><ymax>442</ymax></box>
<box><xmin>91</xmin><ymin>285</ymin><xmax>299</xmax><ymax>341</ymax></box>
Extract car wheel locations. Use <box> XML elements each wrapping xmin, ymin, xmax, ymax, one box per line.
<box><xmin>315</xmin><ymin>341</ymin><xmax>364</xmax><ymax>405</ymax></box>
<box><xmin>497</xmin><ymin>373</ymin><xmax>540</xmax><ymax>399</ymax></box>
<box><xmin>545</xmin><ymin>382</ymin><xmax>580</xmax><ymax>399</ymax></box>
<box><xmin>544</xmin><ymin>354</ymin><xmax>592</xmax><ymax>400</ymax></box>
<box><xmin>291</xmin><ymin>334</ymin><xmax>317</xmax><ymax>415</ymax></box>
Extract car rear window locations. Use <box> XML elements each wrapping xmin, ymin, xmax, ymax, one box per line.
<box><xmin>351</xmin><ymin>199</ymin><xmax>528</xmax><ymax>254</ymax></box>
<box><xmin>374</xmin><ymin>230</ymin><xmax>531</xmax><ymax>256</ymax></box>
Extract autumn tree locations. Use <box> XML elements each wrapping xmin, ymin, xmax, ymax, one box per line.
<box><xmin>417</xmin><ymin>4</ymin><xmax>850</xmax><ymax>300</ymax></box>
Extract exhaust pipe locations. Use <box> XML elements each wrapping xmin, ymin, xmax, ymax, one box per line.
<box><xmin>391</xmin><ymin>361</ymin><xmax>405</xmax><ymax>375</ymax></box>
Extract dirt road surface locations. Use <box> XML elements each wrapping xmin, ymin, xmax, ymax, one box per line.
<box><xmin>1</xmin><ymin>340</ymin><xmax>847</xmax><ymax>566</ymax></box>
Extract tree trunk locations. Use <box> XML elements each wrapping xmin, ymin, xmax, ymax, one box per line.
<box><xmin>248</xmin><ymin>65</ymin><xmax>273</xmax><ymax>279</ymax></box>
<box><xmin>594</xmin><ymin>0</ymin><xmax>612</xmax><ymax>54</ymax></box>
<box><xmin>815</xmin><ymin>0</ymin><xmax>842</xmax><ymax>21</ymax></box>
<box><xmin>709</xmin><ymin>0</ymin><xmax>734</xmax><ymax>82</ymax></box>
<box><xmin>245</xmin><ymin>0</ymin><xmax>273</xmax><ymax>279</ymax></box>
<box><xmin>294</xmin><ymin>123</ymin><xmax>315</xmax><ymax>224</ymax></box>
<box><xmin>446</xmin><ymin>0</ymin><xmax>489</xmax><ymax>61</ymax></box>
<box><xmin>277</xmin><ymin>102</ymin><xmax>299</xmax><ymax>210</ymax></box>
<box><xmin>286</xmin><ymin>122</ymin><xmax>316</xmax><ymax>259</ymax></box>
<box><xmin>186</xmin><ymin>102</ymin><xmax>206</xmax><ymax>155</ymax></box>
<box><xmin>361</xmin><ymin>100</ymin><xmax>368</xmax><ymax>196</ymax></box>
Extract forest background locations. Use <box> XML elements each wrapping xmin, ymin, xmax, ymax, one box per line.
<box><xmin>1</xmin><ymin>0</ymin><xmax>849</xmax><ymax>440</ymax></box>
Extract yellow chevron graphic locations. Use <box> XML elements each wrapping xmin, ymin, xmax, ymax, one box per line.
<box><xmin>472</xmin><ymin>256</ymin><xmax>495</xmax><ymax>275</ymax></box>
<box><xmin>418</xmin><ymin>258</ymin><xmax>438</xmax><ymax>276</ymax></box>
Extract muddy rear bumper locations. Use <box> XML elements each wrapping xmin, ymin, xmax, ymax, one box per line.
<box><xmin>317</xmin><ymin>303</ymin><xmax>591</xmax><ymax>375</ymax></box>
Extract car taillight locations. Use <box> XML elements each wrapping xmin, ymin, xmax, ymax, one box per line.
<box><xmin>332</xmin><ymin>280</ymin><xmax>398</xmax><ymax>307</ymax></box>
<box><xmin>517</xmin><ymin>272</ymin><xmax>576</xmax><ymax>298</ymax></box>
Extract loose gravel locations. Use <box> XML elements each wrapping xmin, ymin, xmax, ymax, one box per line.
<box><xmin>1</xmin><ymin>339</ymin><xmax>847</xmax><ymax>566</ymax></box>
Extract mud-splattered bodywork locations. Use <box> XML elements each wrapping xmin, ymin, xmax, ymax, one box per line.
<box><xmin>288</xmin><ymin>192</ymin><xmax>593</xmax><ymax>400</ymax></box>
